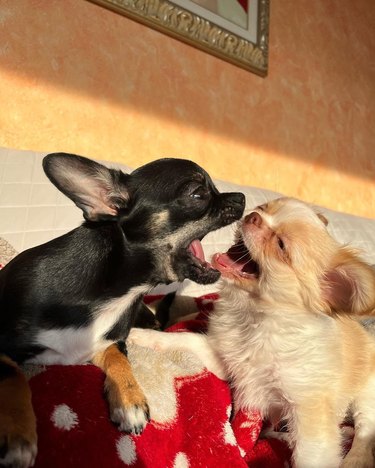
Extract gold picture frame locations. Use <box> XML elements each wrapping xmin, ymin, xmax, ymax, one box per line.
<box><xmin>88</xmin><ymin>0</ymin><xmax>270</xmax><ymax>77</ymax></box>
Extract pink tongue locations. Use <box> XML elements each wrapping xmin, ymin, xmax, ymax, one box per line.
<box><xmin>214</xmin><ymin>252</ymin><xmax>244</xmax><ymax>272</ymax></box>
<box><xmin>189</xmin><ymin>239</ymin><xmax>205</xmax><ymax>262</ymax></box>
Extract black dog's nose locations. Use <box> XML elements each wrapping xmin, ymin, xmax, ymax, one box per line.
<box><xmin>220</xmin><ymin>192</ymin><xmax>245</xmax><ymax>224</ymax></box>
<box><xmin>227</xmin><ymin>192</ymin><xmax>246</xmax><ymax>209</ymax></box>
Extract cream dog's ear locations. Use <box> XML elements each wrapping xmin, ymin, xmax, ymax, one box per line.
<box><xmin>322</xmin><ymin>247</ymin><xmax>375</xmax><ymax>315</ymax></box>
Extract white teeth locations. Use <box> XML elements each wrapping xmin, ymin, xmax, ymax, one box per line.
<box><xmin>240</xmin><ymin>272</ymin><xmax>255</xmax><ymax>278</ymax></box>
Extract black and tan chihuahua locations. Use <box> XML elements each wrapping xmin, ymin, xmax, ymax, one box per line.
<box><xmin>0</xmin><ymin>153</ymin><xmax>244</xmax><ymax>467</ymax></box>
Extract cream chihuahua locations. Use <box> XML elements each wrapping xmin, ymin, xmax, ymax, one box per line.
<box><xmin>129</xmin><ymin>197</ymin><xmax>375</xmax><ymax>468</ymax></box>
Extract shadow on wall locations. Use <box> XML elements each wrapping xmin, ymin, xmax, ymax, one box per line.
<box><xmin>0</xmin><ymin>0</ymin><xmax>375</xmax><ymax>182</ymax></box>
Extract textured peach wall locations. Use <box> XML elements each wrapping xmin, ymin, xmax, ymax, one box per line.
<box><xmin>0</xmin><ymin>0</ymin><xmax>374</xmax><ymax>217</ymax></box>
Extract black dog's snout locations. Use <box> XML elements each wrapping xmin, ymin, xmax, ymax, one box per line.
<box><xmin>220</xmin><ymin>192</ymin><xmax>245</xmax><ymax>225</ymax></box>
<box><xmin>222</xmin><ymin>192</ymin><xmax>246</xmax><ymax>213</ymax></box>
<box><xmin>227</xmin><ymin>192</ymin><xmax>246</xmax><ymax>209</ymax></box>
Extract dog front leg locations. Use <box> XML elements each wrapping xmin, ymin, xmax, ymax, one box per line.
<box><xmin>292</xmin><ymin>398</ymin><xmax>342</xmax><ymax>468</ymax></box>
<box><xmin>92</xmin><ymin>342</ymin><xmax>150</xmax><ymax>435</ymax></box>
<box><xmin>128</xmin><ymin>328</ymin><xmax>227</xmax><ymax>380</ymax></box>
<box><xmin>0</xmin><ymin>355</ymin><xmax>37</xmax><ymax>468</ymax></box>
<box><xmin>341</xmin><ymin>383</ymin><xmax>375</xmax><ymax>468</ymax></box>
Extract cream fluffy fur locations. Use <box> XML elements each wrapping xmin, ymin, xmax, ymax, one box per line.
<box><xmin>129</xmin><ymin>197</ymin><xmax>375</xmax><ymax>468</ymax></box>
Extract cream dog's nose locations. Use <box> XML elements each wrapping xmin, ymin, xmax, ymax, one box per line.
<box><xmin>244</xmin><ymin>212</ymin><xmax>262</xmax><ymax>227</ymax></box>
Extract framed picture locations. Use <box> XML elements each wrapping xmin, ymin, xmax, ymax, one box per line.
<box><xmin>88</xmin><ymin>0</ymin><xmax>270</xmax><ymax>77</ymax></box>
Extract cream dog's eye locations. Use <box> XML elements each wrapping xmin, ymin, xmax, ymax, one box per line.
<box><xmin>277</xmin><ymin>237</ymin><xmax>285</xmax><ymax>250</ymax></box>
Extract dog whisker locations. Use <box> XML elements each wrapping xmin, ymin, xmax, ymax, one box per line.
<box><xmin>229</xmin><ymin>252</ymin><xmax>251</xmax><ymax>267</ymax></box>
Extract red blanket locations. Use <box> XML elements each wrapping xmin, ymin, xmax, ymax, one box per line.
<box><xmin>26</xmin><ymin>294</ymin><xmax>292</xmax><ymax>467</ymax></box>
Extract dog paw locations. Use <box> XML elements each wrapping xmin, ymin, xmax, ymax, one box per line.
<box><xmin>105</xmin><ymin>372</ymin><xmax>150</xmax><ymax>435</ymax></box>
<box><xmin>111</xmin><ymin>403</ymin><xmax>150</xmax><ymax>435</ymax></box>
<box><xmin>0</xmin><ymin>434</ymin><xmax>37</xmax><ymax>468</ymax></box>
<box><xmin>127</xmin><ymin>328</ymin><xmax>163</xmax><ymax>351</ymax></box>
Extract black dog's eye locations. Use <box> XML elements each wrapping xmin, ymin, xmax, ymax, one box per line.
<box><xmin>190</xmin><ymin>187</ymin><xmax>208</xmax><ymax>200</ymax></box>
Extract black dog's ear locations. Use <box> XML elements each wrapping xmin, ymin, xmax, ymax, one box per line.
<box><xmin>43</xmin><ymin>153</ymin><xmax>130</xmax><ymax>221</ymax></box>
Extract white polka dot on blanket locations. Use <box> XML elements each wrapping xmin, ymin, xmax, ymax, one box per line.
<box><xmin>239</xmin><ymin>421</ymin><xmax>260</xmax><ymax>443</ymax></box>
<box><xmin>51</xmin><ymin>404</ymin><xmax>79</xmax><ymax>431</ymax></box>
<box><xmin>116</xmin><ymin>435</ymin><xmax>137</xmax><ymax>465</ymax></box>
<box><xmin>173</xmin><ymin>452</ymin><xmax>189</xmax><ymax>468</ymax></box>
<box><xmin>223</xmin><ymin>406</ymin><xmax>237</xmax><ymax>446</ymax></box>
<box><xmin>223</xmin><ymin>420</ymin><xmax>237</xmax><ymax>446</ymax></box>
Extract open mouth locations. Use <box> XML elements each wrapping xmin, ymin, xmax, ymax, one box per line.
<box><xmin>184</xmin><ymin>238</ymin><xmax>220</xmax><ymax>284</ymax></box>
<box><xmin>212</xmin><ymin>239</ymin><xmax>260</xmax><ymax>279</ymax></box>
<box><xmin>187</xmin><ymin>238</ymin><xmax>216</xmax><ymax>272</ymax></box>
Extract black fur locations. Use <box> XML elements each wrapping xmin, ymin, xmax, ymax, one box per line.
<box><xmin>0</xmin><ymin>153</ymin><xmax>245</xmax><ymax>365</ymax></box>
<box><xmin>116</xmin><ymin>340</ymin><xmax>127</xmax><ymax>356</ymax></box>
<box><xmin>155</xmin><ymin>292</ymin><xmax>177</xmax><ymax>329</ymax></box>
